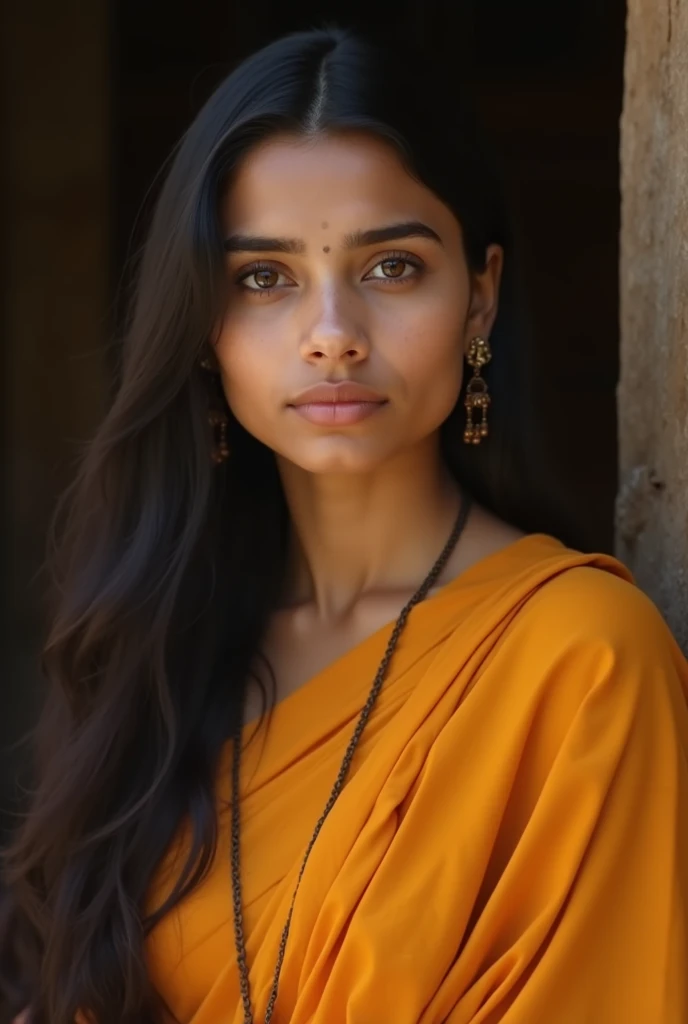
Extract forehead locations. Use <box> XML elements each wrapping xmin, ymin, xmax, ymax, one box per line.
<box><xmin>220</xmin><ymin>132</ymin><xmax>454</xmax><ymax>234</ymax></box>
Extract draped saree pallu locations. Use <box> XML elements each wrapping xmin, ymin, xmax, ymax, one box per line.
<box><xmin>146</xmin><ymin>535</ymin><xmax>688</xmax><ymax>1024</ymax></box>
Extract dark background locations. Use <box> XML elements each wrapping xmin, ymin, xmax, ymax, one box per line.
<box><xmin>2</xmin><ymin>0</ymin><xmax>626</xmax><ymax>838</ymax></box>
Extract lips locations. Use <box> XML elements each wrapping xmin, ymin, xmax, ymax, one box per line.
<box><xmin>290</xmin><ymin>381</ymin><xmax>387</xmax><ymax>405</ymax></box>
<box><xmin>288</xmin><ymin>381</ymin><xmax>388</xmax><ymax>426</ymax></box>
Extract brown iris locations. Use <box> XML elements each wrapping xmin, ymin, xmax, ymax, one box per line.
<box><xmin>255</xmin><ymin>269</ymin><xmax>279</xmax><ymax>288</ymax></box>
<box><xmin>381</xmin><ymin>258</ymin><xmax>406</xmax><ymax>278</ymax></box>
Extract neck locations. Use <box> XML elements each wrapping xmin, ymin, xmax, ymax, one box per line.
<box><xmin>276</xmin><ymin>435</ymin><xmax>464</xmax><ymax>622</ymax></box>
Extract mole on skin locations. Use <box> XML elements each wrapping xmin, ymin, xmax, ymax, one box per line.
<box><xmin>323</xmin><ymin>245</ymin><xmax>331</xmax><ymax>253</ymax></box>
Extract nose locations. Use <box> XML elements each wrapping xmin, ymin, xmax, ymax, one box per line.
<box><xmin>298</xmin><ymin>284</ymin><xmax>370</xmax><ymax>366</ymax></box>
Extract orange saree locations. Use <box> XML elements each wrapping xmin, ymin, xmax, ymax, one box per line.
<box><xmin>146</xmin><ymin>534</ymin><xmax>688</xmax><ymax>1023</ymax></box>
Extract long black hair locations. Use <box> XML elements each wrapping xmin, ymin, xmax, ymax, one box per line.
<box><xmin>0</xmin><ymin>25</ymin><xmax>575</xmax><ymax>1024</ymax></box>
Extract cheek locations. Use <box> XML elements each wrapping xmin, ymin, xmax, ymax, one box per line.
<box><xmin>390</xmin><ymin>306</ymin><xmax>465</xmax><ymax>417</ymax></box>
<box><xmin>214</xmin><ymin>323</ymin><xmax>278</xmax><ymax>436</ymax></box>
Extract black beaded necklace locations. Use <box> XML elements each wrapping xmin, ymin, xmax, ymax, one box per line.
<box><xmin>229</xmin><ymin>492</ymin><xmax>472</xmax><ymax>1024</ymax></box>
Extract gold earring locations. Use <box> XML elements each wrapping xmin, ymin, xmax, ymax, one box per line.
<box><xmin>200</xmin><ymin>352</ymin><xmax>229</xmax><ymax>463</ymax></box>
<box><xmin>463</xmin><ymin>336</ymin><xmax>492</xmax><ymax>445</ymax></box>
<box><xmin>208</xmin><ymin>408</ymin><xmax>230</xmax><ymax>464</ymax></box>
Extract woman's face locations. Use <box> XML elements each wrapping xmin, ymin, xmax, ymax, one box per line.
<box><xmin>215</xmin><ymin>131</ymin><xmax>502</xmax><ymax>473</ymax></box>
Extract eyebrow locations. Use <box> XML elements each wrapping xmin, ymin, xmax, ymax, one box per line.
<box><xmin>222</xmin><ymin>220</ymin><xmax>444</xmax><ymax>254</ymax></box>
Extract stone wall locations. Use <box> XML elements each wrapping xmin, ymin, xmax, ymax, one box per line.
<box><xmin>618</xmin><ymin>0</ymin><xmax>688</xmax><ymax>649</ymax></box>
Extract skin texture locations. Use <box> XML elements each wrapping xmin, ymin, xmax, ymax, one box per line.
<box><xmin>214</xmin><ymin>132</ymin><xmax>520</xmax><ymax>709</ymax></box>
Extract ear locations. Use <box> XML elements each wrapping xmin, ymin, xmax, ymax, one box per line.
<box><xmin>464</xmin><ymin>244</ymin><xmax>504</xmax><ymax>349</ymax></box>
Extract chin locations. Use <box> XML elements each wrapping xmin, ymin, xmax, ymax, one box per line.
<box><xmin>278</xmin><ymin>437</ymin><xmax>393</xmax><ymax>475</ymax></box>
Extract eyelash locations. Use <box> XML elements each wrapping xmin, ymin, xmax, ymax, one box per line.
<box><xmin>234</xmin><ymin>250</ymin><xmax>425</xmax><ymax>298</ymax></box>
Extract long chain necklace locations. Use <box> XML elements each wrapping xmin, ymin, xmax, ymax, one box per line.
<box><xmin>230</xmin><ymin>491</ymin><xmax>472</xmax><ymax>1024</ymax></box>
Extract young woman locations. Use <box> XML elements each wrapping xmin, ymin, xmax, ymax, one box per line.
<box><xmin>2</xmin><ymin>25</ymin><xmax>687</xmax><ymax>1024</ymax></box>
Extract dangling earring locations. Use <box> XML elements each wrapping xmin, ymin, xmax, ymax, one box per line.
<box><xmin>463</xmin><ymin>336</ymin><xmax>492</xmax><ymax>445</ymax></box>
<box><xmin>199</xmin><ymin>352</ymin><xmax>230</xmax><ymax>464</ymax></box>
<box><xmin>208</xmin><ymin>407</ymin><xmax>230</xmax><ymax>465</ymax></box>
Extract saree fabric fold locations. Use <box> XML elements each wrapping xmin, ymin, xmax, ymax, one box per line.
<box><xmin>146</xmin><ymin>534</ymin><xmax>688</xmax><ymax>1023</ymax></box>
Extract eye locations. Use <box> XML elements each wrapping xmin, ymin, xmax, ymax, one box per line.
<box><xmin>235</xmin><ymin>262</ymin><xmax>294</xmax><ymax>296</ymax></box>
<box><xmin>364</xmin><ymin>251</ymin><xmax>424</xmax><ymax>284</ymax></box>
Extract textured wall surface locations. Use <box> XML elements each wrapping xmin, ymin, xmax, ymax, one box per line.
<box><xmin>618</xmin><ymin>0</ymin><xmax>688</xmax><ymax>649</ymax></box>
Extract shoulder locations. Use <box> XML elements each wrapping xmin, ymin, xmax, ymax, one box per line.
<box><xmin>523</xmin><ymin>563</ymin><xmax>666</xmax><ymax>644</ymax></box>
<box><xmin>495</xmin><ymin>561</ymin><xmax>688</xmax><ymax>718</ymax></box>
<box><xmin>521</xmin><ymin>562</ymin><xmax>679</xmax><ymax>657</ymax></box>
<box><xmin>469</xmin><ymin>563</ymin><xmax>688</xmax><ymax>780</ymax></box>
